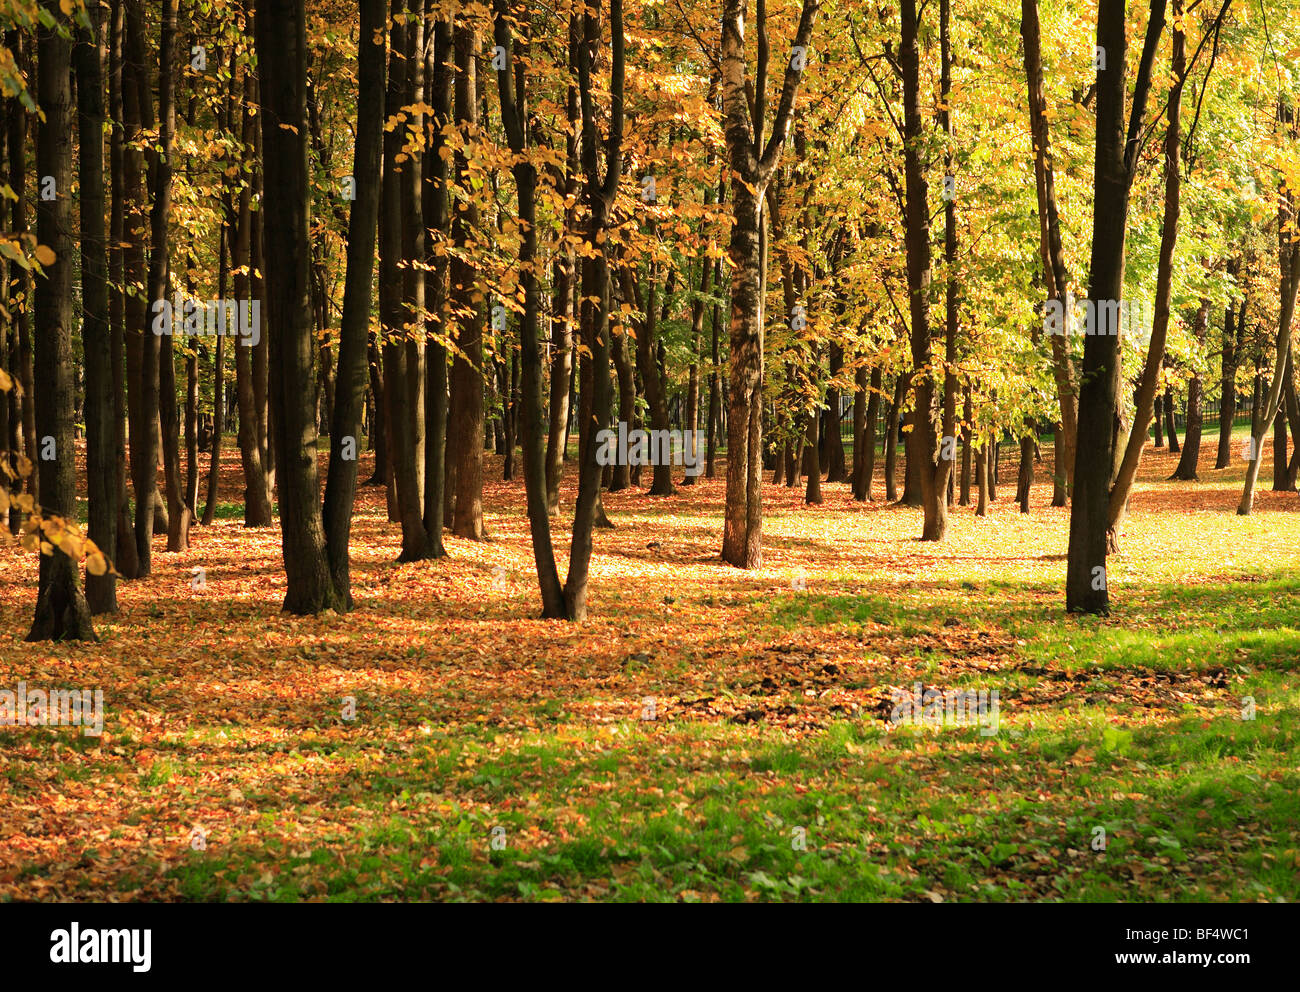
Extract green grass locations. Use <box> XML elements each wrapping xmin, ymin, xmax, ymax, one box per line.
<box><xmin>163</xmin><ymin>572</ymin><xmax>1300</xmax><ymax>902</ymax></box>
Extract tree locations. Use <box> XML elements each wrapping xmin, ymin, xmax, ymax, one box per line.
<box><xmin>255</xmin><ymin>0</ymin><xmax>340</xmax><ymax>613</ymax></box>
<box><xmin>493</xmin><ymin>0</ymin><xmax>566</xmax><ymax>616</ymax></box>
<box><xmin>719</xmin><ymin>0</ymin><xmax>819</xmax><ymax>568</ymax></box>
<box><xmin>448</xmin><ymin>21</ymin><xmax>487</xmax><ymax>540</ymax></box>
<box><xmin>323</xmin><ymin>0</ymin><xmax>387</xmax><ymax>606</ymax></box>
<box><xmin>1066</xmin><ymin>0</ymin><xmax>1168</xmax><ymax>614</ymax></box>
<box><xmin>1238</xmin><ymin>100</ymin><xmax>1300</xmax><ymax>515</ymax></box>
<box><xmin>28</xmin><ymin>0</ymin><xmax>95</xmax><ymax>642</ymax></box>
<box><xmin>76</xmin><ymin>0</ymin><xmax>117</xmax><ymax>615</ymax></box>
<box><xmin>565</xmin><ymin>0</ymin><xmax>625</xmax><ymax>618</ymax></box>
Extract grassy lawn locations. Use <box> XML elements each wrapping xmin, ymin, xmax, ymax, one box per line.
<box><xmin>2</xmin><ymin>430</ymin><xmax>1297</xmax><ymax>901</ymax></box>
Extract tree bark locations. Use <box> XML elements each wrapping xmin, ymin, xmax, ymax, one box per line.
<box><xmin>493</xmin><ymin>0</ymin><xmax>566</xmax><ymax>616</ymax></box>
<box><xmin>323</xmin><ymin>0</ymin><xmax>387</xmax><ymax>606</ymax></box>
<box><xmin>76</xmin><ymin>3</ymin><xmax>118</xmax><ymax>614</ymax></box>
<box><xmin>28</xmin><ymin>2</ymin><xmax>96</xmax><ymax>642</ymax></box>
<box><xmin>719</xmin><ymin>0</ymin><xmax>819</xmax><ymax>568</ymax></box>
<box><xmin>254</xmin><ymin>0</ymin><xmax>341</xmax><ymax>613</ymax></box>
<box><xmin>1066</xmin><ymin>0</ymin><xmax>1168</xmax><ymax>613</ymax></box>
<box><xmin>449</xmin><ymin>24</ymin><xmax>487</xmax><ymax>540</ymax></box>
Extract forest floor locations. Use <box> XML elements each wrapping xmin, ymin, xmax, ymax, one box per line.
<box><xmin>2</xmin><ymin>431</ymin><xmax>1299</xmax><ymax>902</ymax></box>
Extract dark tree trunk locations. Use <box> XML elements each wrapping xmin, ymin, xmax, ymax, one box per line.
<box><xmin>804</xmin><ymin>395</ymin><xmax>822</xmax><ymax>504</ymax></box>
<box><xmin>421</xmin><ymin>16</ymin><xmax>450</xmax><ymax>556</ymax></box>
<box><xmin>202</xmin><ymin>59</ymin><xmax>235</xmax><ymax>527</ymax></box>
<box><xmin>624</xmin><ymin>263</ymin><xmax>674</xmax><ymax>495</ymax></box>
<box><xmin>233</xmin><ymin>56</ymin><xmax>273</xmax><ymax>526</ymax></box>
<box><xmin>124</xmin><ymin>0</ymin><xmax>160</xmax><ymax>571</ymax></box>
<box><xmin>1164</xmin><ymin>379</ymin><xmax>1180</xmax><ymax>453</ymax></box>
<box><xmin>323</xmin><ymin>0</ymin><xmax>387</xmax><ymax>606</ymax></box>
<box><xmin>1016</xmin><ymin>433</ymin><xmax>1034</xmax><ymax>513</ymax></box>
<box><xmin>683</xmin><ymin>253</ymin><xmax>711</xmax><ymax>486</ymax></box>
<box><xmin>564</xmin><ymin>0</ymin><xmax>625</xmax><ymax>618</ymax></box>
<box><xmin>900</xmin><ymin>0</ymin><xmax>947</xmax><ymax>538</ymax></box>
<box><xmin>609</xmin><ymin>330</ymin><xmax>634</xmax><ymax>491</ymax></box>
<box><xmin>705</xmin><ymin>259</ymin><xmax>722</xmax><ymax>479</ymax></box>
<box><xmin>254</xmin><ymin>0</ymin><xmax>341</xmax><ymax>613</ymax></box>
<box><xmin>76</xmin><ymin>3</ymin><xmax>118</xmax><ymax>614</ymax></box>
<box><xmin>1022</xmin><ymin>0</ymin><xmax>1078</xmax><ymax>494</ymax></box>
<box><xmin>544</xmin><ymin>45</ymin><xmax>578</xmax><ymax>513</ymax></box>
<box><xmin>28</xmin><ymin>3</ymin><xmax>96</xmax><ymax>642</ymax></box>
<box><xmin>449</xmin><ymin>24</ymin><xmax>486</xmax><ymax>540</ymax></box>
<box><xmin>105</xmin><ymin>1</ymin><xmax>138</xmax><ymax>574</ymax></box>
<box><xmin>1215</xmin><ymin>274</ymin><xmax>1241</xmax><ymax>468</ymax></box>
<box><xmin>825</xmin><ymin>343</ymin><xmax>847</xmax><ymax>482</ymax></box>
<box><xmin>1067</xmin><ymin>0</ymin><xmax>1168</xmax><ymax>613</ymax></box>
<box><xmin>719</xmin><ymin>0</ymin><xmax>819</xmax><ymax>568</ymax></box>
<box><xmin>884</xmin><ymin>374</ymin><xmax>903</xmax><ymax>501</ymax></box>
<box><xmin>6</xmin><ymin>30</ymin><xmax>35</xmax><ymax>533</ymax></box>
<box><xmin>492</xmin><ymin>1</ymin><xmax>566</xmax><ymax>616</ymax></box>
<box><xmin>1173</xmin><ymin>301</ymin><xmax>1209</xmax><ymax>481</ymax></box>
<box><xmin>959</xmin><ymin>386</ymin><xmax>972</xmax><ymax>505</ymax></box>
<box><xmin>148</xmin><ymin>0</ymin><xmax>191</xmax><ymax>553</ymax></box>
<box><xmin>379</xmin><ymin>0</ymin><xmax>434</xmax><ymax>561</ymax></box>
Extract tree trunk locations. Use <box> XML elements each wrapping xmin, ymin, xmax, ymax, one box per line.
<box><xmin>323</xmin><ymin>0</ymin><xmax>387</xmax><ymax>606</ymax></box>
<box><xmin>1172</xmin><ymin>301</ymin><xmax>1209</xmax><ymax>481</ymax></box>
<box><xmin>449</xmin><ymin>25</ymin><xmax>486</xmax><ymax>540</ymax></box>
<box><xmin>1016</xmin><ymin>433</ymin><xmax>1034</xmax><ymax>513</ymax></box>
<box><xmin>28</xmin><ymin>3</ymin><xmax>96</xmax><ymax>642</ymax></box>
<box><xmin>233</xmin><ymin>57</ymin><xmax>273</xmax><ymax>526</ymax></box>
<box><xmin>1067</xmin><ymin>0</ymin><xmax>1169</xmax><ymax>613</ymax></box>
<box><xmin>420</xmin><ymin>17</ymin><xmax>449</xmax><ymax>556</ymax></box>
<box><xmin>609</xmin><ymin>330</ymin><xmax>634</xmax><ymax>491</ymax></box>
<box><xmin>1022</xmin><ymin>0</ymin><xmax>1078</xmax><ymax>495</ymax></box>
<box><xmin>254</xmin><ymin>0</ymin><xmax>341</xmax><ymax>613</ymax></box>
<box><xmin>492</xmin><ymin>2</ymin><xmax>566</xmax><ymax>615</ymax></box>
<box><xmin>718</xmin><ymin>0</ymin><xmax>818</xmax><ymax>568</ymax></box>
<box><xmin>76</xmin><ymin>3</ymin><xmax>118</xmax><ymax>614</ymax></box>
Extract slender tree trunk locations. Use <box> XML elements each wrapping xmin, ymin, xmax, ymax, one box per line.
<box><xmin>28</xmin><ymin>2</ymin><xmax>96</xmax><ymax>641</ymax></box>
<box><xmin>147</xmin><ymin>0</ymin><xmax>191</xmax><ymax>553</ymax></box>
<box><xmin>1022</xmin><ymin>0</ymin><xmax>1078</xmax><ymax>495</ymax></box>
<box><xmin>421</xmin><ymin>17</ymin><xmax>450</xmax><ymax>556</ymax></box>
<box><xmin>323</xmin><ymin>0</ymin><xmax>386</xmax><ymax>605</ymax></box>
<box><xmin>609</xmin><ymin>330</ymin><xmax>634</xmax><ymax>491</ymax></box>
<box><xmin>825</xmin><ymin>342</ymin><xmax>847</xmax><ymax>482</ymax></box>
<box><xmin>493</xmin><ymin>2</ymin><xmax>565</xmax><ymax>615</ymax></box>
<box><xmin>449</xmin><ymin>24</ymin><xmax>486</xmax><ymax>540</ymax></box>
<box><xmin>254</xmin><ymin>0</ymin><xmax>340</xmax><ymax>613</ymax></box>
<box><xmin>718</xmin><ymin>0</ymin><xmax>819</xmax><ymax>568</ymax></box>
<box><xmin>1215</xmin><ymin>271</ymin><xmax>1240</xmax><ymax>468</ymax></box>
<box><xmin>1173</xmin><ymin>300</ymin><xmax>1209</xmax><ymax>480</ymax></box>
<box><xmin>1164</xmin><ymin>377</ymin><xmax>1180</xmax><ymax>453</ymax></box>
<box><xmin>379</xmin><ymin>0</ymin><xmax>433</xmax><ymax>561</ymax></box>
<box><xmin>1016</xmin><ymin>432</ymin><xmax>1034</xmax><ymax>513</ymax></box>
<box><xmin>959</xmin><ymin>386</ymin><xmax>972</xmax><ymax>505</ymax></box>
<box><xmin>884</xmin><ymin>374</ymin><xmax>903</xmax><ymax>501</ymax></box>
<box><xmin>1105</xmin><ymin>12</ymin><xmax>1186</xmax><ymax>543</ymax></box>
<box><xmin>1067</xmin><ymin>0</ymin><xmax>1169</xmax><ymax>612</ymax></box>
<box><xmin>76</xmin><ymin>3</ymin><xmax>118</xmax><ymax>614</ymax></box>
<box><xmin>233</xmin><ymin>58</ymin><xmax>273</xmax><ymax>526</ymax></box>
<box><xmin>705</xmin><ymin>259</ymin><xmax>722</xmax><ymax>479</ymax></box>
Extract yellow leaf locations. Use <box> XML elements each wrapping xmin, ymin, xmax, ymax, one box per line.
<box><xmin>87</xmin><ymin>552</ymin><xmax>108</xmax><ymax>576</ymax></box>
<box><xmin>34</xmin><ymin>244</ymin><xmax>56</xmax><ymax>266</ymax></box>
